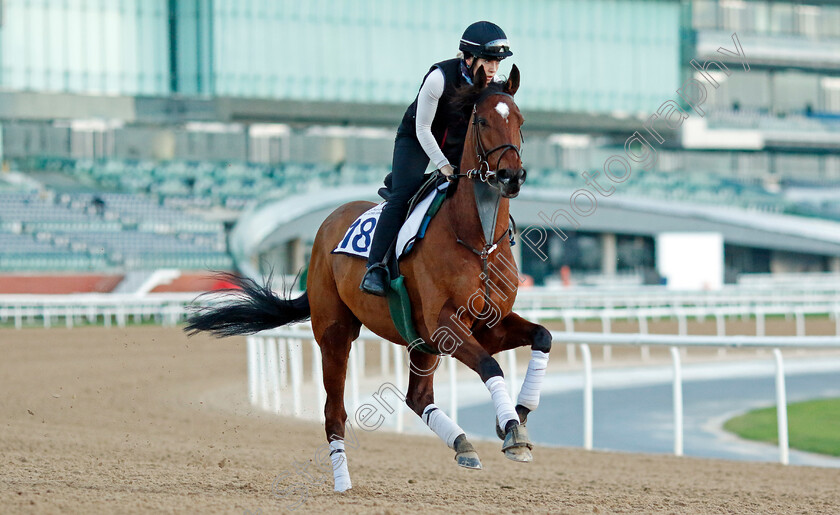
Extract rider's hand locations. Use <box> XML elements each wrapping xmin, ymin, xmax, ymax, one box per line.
<box><xmin>440</xmin><ymin>164</ymin><xmax>455</xmax><ymax>177</ymax></box>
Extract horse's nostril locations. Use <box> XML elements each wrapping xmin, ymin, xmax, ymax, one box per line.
<box><xmin>499</xmin><ymin>168</ymin><xmax>517</xmax><ymax>181</ymax></box>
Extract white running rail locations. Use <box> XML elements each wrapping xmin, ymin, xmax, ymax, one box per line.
<box><xmin>0</xmin><ymin>293</ymin><xmax>198</xmax><ymax>328</ymax></box>
<box><xmin>4</xmin><ymin>291</ymin><xmax>840</xmax><ymax>336</ymax></box>
<box><xmin>248</xmin><ymin>327</ymin><xmax>840</xmax><ymax>466</ymax></box>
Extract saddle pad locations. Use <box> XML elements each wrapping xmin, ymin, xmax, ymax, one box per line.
<box><xmin>332</xmin><ymin>182</ymin><xmax>449</xmax><ymax>259</ymax></box>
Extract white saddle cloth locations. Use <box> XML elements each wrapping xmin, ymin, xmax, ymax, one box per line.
<box><xmin>332</xmin><ymin>182</ymin><xmax>448</xmax><ymax>259</ymax></box>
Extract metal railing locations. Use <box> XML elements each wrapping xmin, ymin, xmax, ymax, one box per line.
<box><xmin>0</xmin><ymin>293</ymin><xmax>197</xmax><ymax>328</ymax></box>
<box><xmin>513</xmin><ymin>286</ymin><xmax>840</xmax><ymax>310</ymax></box>
<box><xmin>247</xmin><ymin>326</ymin><xmax>840</xmax><ymax>466</ymax></box>
<box><xmin>4</xmin><ymin>288</ymin><xmax>840</xmax><ymax>332</ymax></box>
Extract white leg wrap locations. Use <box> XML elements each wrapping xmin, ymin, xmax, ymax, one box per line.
<box><xmin>517</xmin><ymin>350</ymin><xmax>549</xmax><ymax>411</ymax></box>
<box><xmin>330</xmin><ymin>440</ymin><xmax>352</xmax><ymax>492</ymax></box>
<box><xmin>422</xmin><ymin>404</ymin><xmax>464</xmax><ymax>449</ymax></box>
<box><xmin>485</xmin><ymin>376</ymin><xmax>518</xmax><ymax>431</ymax></box>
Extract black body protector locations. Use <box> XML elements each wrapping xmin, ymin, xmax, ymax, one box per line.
<box><xmin>397</xmin><ymin>57</ymin><xmax>473</xmax><ymax>170</ymax></box>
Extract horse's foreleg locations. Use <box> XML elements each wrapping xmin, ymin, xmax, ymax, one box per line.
<box><xmin>405</xmin><ymin>349</ymin><xmax>482</xmax><ymax>469</ymax></box>
<box><xmin>474</xmin><ymin>312</ymin><xmax>552</xmax><ymax>435</ymax></box>
<box><xmin>439</xmin><ymin>314</ymin><xmax>533</xmax><ymax>463</ymax></box>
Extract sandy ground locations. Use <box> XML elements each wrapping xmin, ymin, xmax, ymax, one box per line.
<box><xmin>2</xmin><ymin>326</ymin><xmax>839</xmax><ymax>514</ymax></box>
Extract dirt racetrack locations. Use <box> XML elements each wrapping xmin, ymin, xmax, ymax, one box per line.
<box><xmin>2</xmin><ymin>326</ymin><xmax>839</xmax><ymax>514</ymax></box>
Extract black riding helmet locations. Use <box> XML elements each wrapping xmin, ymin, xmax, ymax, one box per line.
<box><xmin>459</xmin><ymin>21</ymin><xmax>513</xmax><ymax>60</ymax></box>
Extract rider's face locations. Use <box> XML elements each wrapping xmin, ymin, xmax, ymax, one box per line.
<box><xmin>468</xmin><ymin>57</ymin><xmax>501</xmax><ymax>84</ymax></box>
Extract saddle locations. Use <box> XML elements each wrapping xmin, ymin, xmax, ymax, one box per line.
<box><xmin>380</xmin><ymin>171</ymin><xmax>452</xmax><ymax>273</ymax></box>
<box><xmin>378</xmin><ymin>170</ymin><xmax>450</xmax><ymax>206</ymax></box>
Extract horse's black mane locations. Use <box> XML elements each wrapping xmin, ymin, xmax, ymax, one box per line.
<box><xmin>450</xmin><ymin>79</ymin><xmax>509</xmax><ymax>113</ymax></box>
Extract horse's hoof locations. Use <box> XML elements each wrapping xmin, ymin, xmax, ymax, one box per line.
<box><xmin>453</xmin><ymin>434</ymin><xmax>482</xmax><ymax>469</ymax></box>
<box><xmin>334</xmin><ymin>480</ymin><xmax>352</xmax><ymax>493</ymax></box>
<box><xmin>455</xmin><ymin>450</ymin><xmax>483</xmax><ymax>470</ymax></box>
<box><xmin>502</xmin><ymin>423</ymin><xmax>533</xmax><ymax>463</ymax></box>
<box><xmin>504</xmin><ymin>446</ymin><xmax>533</xmax><ymax>463</ymax></box>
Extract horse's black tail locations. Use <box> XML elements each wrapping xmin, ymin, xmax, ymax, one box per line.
<box><xmin>184</xmin><ymin>272</ymin><xmax>311</xmax><ymax>338</ymax></box>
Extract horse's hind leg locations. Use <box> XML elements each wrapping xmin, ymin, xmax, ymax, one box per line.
<box><xmin>405</xmin><ymin>349</ymin><xmax>482</xmax><ymax>470</ymax></box>
<box><xmin>474</xmin><ymin>312</ymin><xmax>552</xmax><ymax>438</ymax></box>
<box><xmin>311</xmin><ymin>282</ymin><xmax>361</xmax><ymax>492</ymax></box>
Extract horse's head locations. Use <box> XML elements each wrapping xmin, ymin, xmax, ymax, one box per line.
<box><xmin>459</xmin><ymin>64</ymin><xmax>526</xmax><ymax>198</ymax></box>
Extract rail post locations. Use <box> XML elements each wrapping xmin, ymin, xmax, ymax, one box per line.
<box><xmin>247</xmin><ymin>336</ymin><xmax>258</xmax><ymax>406</ymax></box>
<box><xmin>265</xmin><ymin>337</ymin><xmax>281</xmax><ymax>414</ymax></box>
<box><xmin>773</xmin><ymin>349</ymin><xmax>789</xmax><ymax>465</ymax></box>
<box><xmin>507</xmin><ymin>349</ymin><xmax>518</xmax><ymax>400</ymax></box>
<box><xmin>580</xmin><ymin>343</ymin><xmax>593</xmax><ymax>450</ymax></box>
<box><xmin>311</xmin><ymin>339</ymin><xmax>325</xmax><ymax>423</ymax></box>
<box><xmin>380</xmin><ymin>339</ymin><xmax>390</xmax><ymax>376</ymax></box>
<box><xmin>348</xmin><ymin>340</ymin><xmax>360</xmax><ymax>415</ymax></box>
<box><xmin>794</xmin><ymin>309</ymin><xmax>805</xmax><ymax>338</ymax></box>
<box><xmin>257</xmin><ymin>337</ymin><xmax>269</xmax><ymax>411</ymax></box>
<box><xmin>565</xmin><ymin>315</ymin><xmax>576</xmax><ymax>364</ymax></box>
<box><xmin>601</xmin><ymin>315</ymin><xmax>612</xmax><ymax>362</ymax></box>
<box><xmin>277</xmin><ymin>338</ymin><xmax>288</xmax><ymax>388</ymax></box>
<box><xmin>670</xmin><ymin>346</ymin><xmax>683</xmax><ymax>457</ymax></box>
<box><xmin>638</xmin><ymin>314</ymin><xmax>650</xmax><ymax>361</ymax></box>
<box><xmin>357</xmin><ymin>339</ymin><xmax>366</xmax><ymax>378</ymax></box>
<box><xmin>756</xmin><ymin>308</ymin><xmax>765</xmax><ymax>337</ymax></box>
<box><xmin>394</xmin><ymin>345</ymin><xmax>404</xmax><ymax>433</ymax></box>
<box><xmin>449</xmin><ymin>356</ymin><xmax>458</xmax><ymax>424</ymax></box>
<box><xmin>289</xmin><ymin>338</ymin><xmax>303</xmax><ymax>417</ymax></box>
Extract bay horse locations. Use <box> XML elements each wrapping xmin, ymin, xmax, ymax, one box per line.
<box><xmin>186</xmin><ymin>65</ymin><xmax>552</xmax><ymax>492</ymax></box>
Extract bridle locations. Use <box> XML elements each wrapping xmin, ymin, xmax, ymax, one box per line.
<box><xmin>452</xmin><ymin>91</ymin><xmax>525</xmax><ymax>184</ymax></box>
<box><xmin>447</xmin><ymin>91</ymin><xmax>525</xmax><ymax>310</ymax></box>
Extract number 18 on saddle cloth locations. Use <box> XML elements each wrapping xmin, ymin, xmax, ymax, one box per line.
<box><xmin>332</xmin><ymin>182</ymin><xmax>449</xmax><ymax>260</ymax></box>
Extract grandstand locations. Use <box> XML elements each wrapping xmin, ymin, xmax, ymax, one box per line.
<box><xmin>2</xmin><ymin>0</ymin><xmax>840</xmax><ymax>286</ymax></box>
<box><xmin>0</xmin><ymin>186</ymin><xmax>231</xmax><ymax>273</ymax></box>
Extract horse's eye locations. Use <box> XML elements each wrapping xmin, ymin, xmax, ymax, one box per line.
<box><xmin>478</xmin><ymin>118</ymin><xmax>488</xmax><ymax>126</ymax></box>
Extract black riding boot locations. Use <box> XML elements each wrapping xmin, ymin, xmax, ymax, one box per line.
<box><xmin>359</xmin><ymin>264</ymin><xmax>389</xmax><ymax>297</ymax></box>
<box><xmin>359</xmin><ymin>199</ymin><xmax>409</xmax><ymax>296</ymax></box>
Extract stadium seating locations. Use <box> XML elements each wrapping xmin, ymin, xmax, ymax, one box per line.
<box><xmin>0</xmin><ymin>188</ymin><xmax>232</xmax><ymax>272</ymax></box>
<box><xmin>21</xmin><ymin>157</ymin><xmax>388</xmax><ymax>213</ymax></box>
<box><xmin>526</xmin><ymin>167</ymin><xmax>792</xmax><ymax>214</ymax></box>
<box><xmin>7</xmin><ymin>150</ymin><xmax>840</xmax><ymax>274</ymax></box>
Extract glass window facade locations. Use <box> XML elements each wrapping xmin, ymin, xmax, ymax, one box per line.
<box><xmin>206</xmin><ymin>0</ymin><xmax>680</xmax><ymax>114</ymax></box>
<box><xmin>0</xmin><ymin>0</ymin><xmax>170</xmax><ymax>95</ymax></box>
<box><xmin>693</xmin><ymin>0</ymin><xmax>840</xmax><ymax>39</ymax></box>
<box><xmin>0</xmin><ymin>0</ymin><xmax>682</xmax><ymax>115</ymax></box>
<box><xmin>704</xmin><ymin>69</ymin><xmax>840</xmax><ymax>115</ymax></box>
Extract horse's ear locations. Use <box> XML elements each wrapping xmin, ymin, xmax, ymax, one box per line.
<box><xmin>504</xmin><ymin>64</ymin><xmax>520</xmax><ymax>96</ymax></box>
<box><xmin>473</xmin><ymin>66</ymin><xmax>487</xmax><ymax>90</ymax></box>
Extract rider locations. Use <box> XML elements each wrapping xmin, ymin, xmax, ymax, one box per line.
<box><xmin>360</xmin><ymin>21</ymin><xmax>513</xmax><ymax>296</ymax></box>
